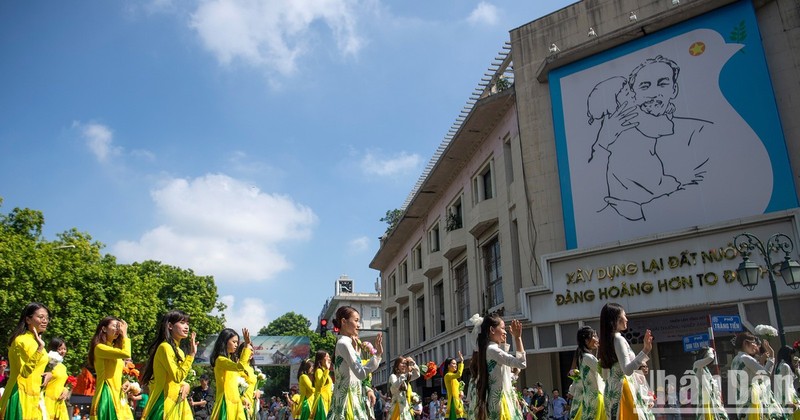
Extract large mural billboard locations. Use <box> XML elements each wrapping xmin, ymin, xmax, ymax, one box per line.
<box><xmin>550</xmin><ymin>1</ymin><xmax>797</xmax><ymax>249</ymax></box>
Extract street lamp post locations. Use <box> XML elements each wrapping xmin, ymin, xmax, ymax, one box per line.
<box><xmin>733</xmin><ymin>232</ymin><xmax>800</xmax><ymax>348</ymax></box>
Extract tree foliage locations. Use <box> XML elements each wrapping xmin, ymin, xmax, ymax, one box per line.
<box><xmin>0</xmin><ymin>200</ymin><xmax>225</xmax><ymax>373</ymax></box>
<box><xmin>379</xmin><ymin>209</ymin><xmax>403</xmax><ymax>234</ymax></box>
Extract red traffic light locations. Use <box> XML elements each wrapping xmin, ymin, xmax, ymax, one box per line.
<box><xmin>320</xmin><ymin>319</ymin><xmax>328</xmax><ymax>327</ymax></box>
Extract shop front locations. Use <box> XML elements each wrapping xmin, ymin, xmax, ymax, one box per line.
<box><xmin>519</xmin><ymin>210</ymin><xmax>800</xmax><ymax>394</ymax></box>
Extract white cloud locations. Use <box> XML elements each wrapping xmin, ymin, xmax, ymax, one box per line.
<box><xmin>114</xmin><ymin>173</ymin><xmax>317</xmax><ymax>282</ymax></box>
<box><xmin>467</xmin><ymin>2</ymin><xmax>499</xmax><ymax>26</ymax></box>
<box><xmin>217</xmin><ymin>295</ymin><xmax>273</xmax><ymax>332</ymax></box>
<box><xmin>74</xmin><ymin>121</ymin><xmax>122</xmax><ymax>163</ymax></box>
<box><xmin>190</xmin><ymin>0</ymin><xmax>364</xmax><ymax>76</ymax></box>
<box><xmin>360</xmin><ymin>151</ymin><xmax>421</xmax><ymax>177</ymax></box>
<box><xmin>348</xmin><ymin>236</ymin><xmax>369</xmax><ymax>254</ymax></box>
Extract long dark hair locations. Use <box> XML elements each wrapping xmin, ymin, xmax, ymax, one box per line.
<box><xmin>441</xmin><ymin>357</ymin><xmax>455</xmax><ymax>377</ymax></box>
<box><xmin>141</xmin><ymin>310</ymin><xmax>191</xmax><ymax>384</ymax></box>
<box><xmin>474</xmin><ymin>312</ymin><xmax>503</xmax><ymax>420</ymax></box>
<box><xmin>573</xmin><ymin>326</ymin><xmax>596</xmax><ymax>369</ymax></box>
<box><xmin>312</xmin><ymin>350</ymin><xmax>330</xmax><ymax>389</ymax></box>
<box><xmin>8</xmin><ymin>303</ymin><xmax>50</xmax><ymax>346</ymax></box>
<box><xmin>774</xmin><ymin>346</ymin><xmax>794</xmax><ymax>375</ymax></box>
<box><xmin>236</xmin><ymin>342</ymin><xmax>255</xmax><ymax>368</ymax></box>
<box><xmin>297</xmin><ymin>358</ymin><xmax>313</xmax><ymax>380</ymax></box>
<box><xmin>312</xmin><ymin>350</ymin><xmax>329</xmax><ymax>373</ymax></box>
<box><xmin>210</xmin><ymin>328</ymin><xmax>239</xmax><ymax>367</ymax></box>
<box><xmin>599</xmin><ymin>303</ymin><xmax>624</xmax><ymax>369</ymax></box>
<box><xmin>88</xmin><ymin>316</ymin><xmax>123</xmax><ymax>371</ymax></box>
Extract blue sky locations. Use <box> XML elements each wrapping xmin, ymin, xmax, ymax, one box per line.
<box><xmin>0</xmin><ymin>0</ymin><xmax>574</xmax><ymax>332</ymax></box>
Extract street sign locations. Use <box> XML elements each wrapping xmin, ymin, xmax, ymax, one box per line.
<box><xmin>683</xmin><ymin>333</ymin><xmax>710</xmax><ymax>352</ymax></box>
<box><xmin>711</xmin><ymin>315</ymin><xmax>742</xmax><ymax>332</ymax></box>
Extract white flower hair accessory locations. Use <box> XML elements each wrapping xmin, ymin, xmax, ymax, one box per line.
<box><xmin>48</xmin><ymin>351</ymin><xmax>63</xmax><ymax>366</ymax></box>
<box><xmin>469</xmin><ymin>313</ymin><xmax>484</xmax><ymax>346</ymax></box>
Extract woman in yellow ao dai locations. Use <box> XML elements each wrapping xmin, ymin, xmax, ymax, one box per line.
<box><xmin>44</xmin><ymin>338</ymin><xmax>71</xmax><ymax>420</ymax></box>
<box><xmin>89</xmin><ymin>317</ymin><xmax>132</xmax><ymax>420</ymax></box>
<box><xmin>311</xmin><ymin>351</ymin><xmax>332</xmax><ymax>420</ymax></box>
<box><xmin>0</xmin><ymin>303</ymin><xmax>51</xmax><ymax>420</ymax></box>
<box><xmin>140</xmin><ymin>310</ymin><xmax>197</xmax><ymax>420</ymax></box>
<box><xmin>209</xmin><ymin>328</ymin><xmax>252</xmax><ymax>420</ymax></box>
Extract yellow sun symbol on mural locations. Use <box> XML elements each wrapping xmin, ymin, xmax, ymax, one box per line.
<box><xmin>689</xmin><ymin>41</ymin><xmax>706</xmax><ymax>56</ymax></box>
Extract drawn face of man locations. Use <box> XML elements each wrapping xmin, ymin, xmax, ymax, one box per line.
<box><xmin>631</xmin><ymin>62</ymin><xmax>678</xmax><ymax>116</ymax></box>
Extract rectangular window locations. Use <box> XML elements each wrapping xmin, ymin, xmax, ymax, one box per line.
<box><xmin>454</xmin><ymin>261</ymin><xmax>470</xmax><ymax>325</ymax></box>
<box><xmin>510</xmin><ymin>219</ymin><xmax>522</xmax><ymax>291</ymax></box>
<box><xmin>413</xmin><ymin>243</ymin><xmax>422</xmax><ymax>270</ymax></box>
<box><xmin>416</xmin><ymin>296</ymin><xmax>425</xmax><ymax>343</ymax></box>
<box><xmin>399</xmin><ymin>260</ymin><xmax>408</xmax><ymax>284</ymax></box>
<box><xmin>433</xmin><ymin>281</ymin><xmax>445</xmax><ymax>334</ymax></box>
<box><xmin>391</xmin><ymin>317</ymin><xmax>398</xmax><ymax>356</ymax></box>
<box><xmin>371</xmin><ymin>306</ymin><xmax>380</xmax><ymax>319</ymax></box>
<box><xmin>402</xmin><ymin>307</ymin><xmax>411</xmax><ymax>350</ymax></box>
<box><xmin>483</xmin><ymin>237</ymin><xmax>503</xmax><ymax>308</ymax></box>
<box><xmin>428</xmin><ymin>223</ymin><xmax>440</xmax><ymax>252</ymax></box>
<box><xmin>472</xmin><ymin>160</ymin><xmax>495</xmax><ymax>204</ymax></box>
<box><xmin>446</xmin><ymin>196</ymin><xmax>463</xmax><ymax>232</ymax></box>
<box><xmin>389</xmin><ymin>273</ymin><xmax>397</xmax><ymax>296</ymax></box>
<box><xmin>503</xmin><ymin>135</ymin><xmax>514</xmax><ymax>185</ymax></box>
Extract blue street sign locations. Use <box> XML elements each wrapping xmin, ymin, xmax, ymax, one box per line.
<box><xmin>683</xmin><ymin>333</ymin><xmax>710</xmax><ymax>352</ymax></box>
<box><xmin>711</xmin><ymin>315</ymin><xmax>742</xmax><ymax>332</ymax></box>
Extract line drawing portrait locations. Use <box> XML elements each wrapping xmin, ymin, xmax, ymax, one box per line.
<box><xmin>586</xmin><ymin>55</ymin><xmax>713</xmax><ymax>221</ymax></box>
<box><xmin>554</xmin><ymin>24</ymin><xmax>780</xmax><ymax>249</ymax></box>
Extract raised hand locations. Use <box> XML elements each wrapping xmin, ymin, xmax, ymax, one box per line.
<box><xmin>509</xmin><ymin>319</ymin><xmax>523</xmax><ymax>339</ymax></box>
<box><xmin>119</xmin><ymin>320</ymin><xmax>129</xmax><ymax>338</ymax></box>
<box><xmin>375</xmin><ymin>333</ymin><xmax>384</xmax><ymax>356</ymax></box>
<box><xmin>643</xmin><ymin>329</ymin><xmax>653</xmax><ymax>354</ymax></box>
<box><xmin>189</xmin><ymin>331</ymin><xmax>198</xmax><ymax>357</ymax></box>
<box><xmin>458</xmin><ymin>351</ymin><xmax>464</xmax><ymax>363</ymax></box>
<box><xmin>31</xmin><ymin>324</ymin><xmax>45</xmax><ymax>352</ymax></box>
<box><xmin>242</xmin><ymin>328</ymin><xmax>251</xmax><ymax>345</ymax></box>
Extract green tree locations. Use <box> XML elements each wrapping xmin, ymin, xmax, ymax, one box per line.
<box><xmin>0</xmin><ymin>199</ymin><xmax>225</xmax><ymax>373</ymax></box>
<box><xmin>379</xmin><ymin>209</ymin><xmax>403</xmax><ymax>234</ymax></box>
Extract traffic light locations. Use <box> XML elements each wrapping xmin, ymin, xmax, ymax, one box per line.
<box><xmin>319</xmin><ymin>318</ymin><xmax>328</xmax><ymax>337</ymax></box>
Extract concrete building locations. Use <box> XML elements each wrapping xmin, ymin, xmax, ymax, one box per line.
<box><xmin>371</xmin><ymin>0</ymin><xmax>800</xmax><ymax>397</ymax></box>
<box><xmin>316</xmin><ymin>274</ymin><xmax>383</xmax><ymax>338</ymax></box>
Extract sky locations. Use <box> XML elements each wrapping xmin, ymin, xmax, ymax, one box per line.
<box><xmin>0</xmin><ymin>0</ymin><xmax>574</xmax><ymax>333</ymax></box>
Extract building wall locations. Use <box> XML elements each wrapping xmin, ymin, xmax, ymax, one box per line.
<box><xmin>510</xmin><ymin>0</ymin><xmax>800</xmax><ymax>392</ymax></box>
<box><xmin>376</xmin><ymin>101</ymin><xmax>537</xmax><ymax>375</ymax></box>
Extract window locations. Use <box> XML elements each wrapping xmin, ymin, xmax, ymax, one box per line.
<box><xmin>402</xmin><ymin>307</ymin><xmax>411</xmax><ymax>350</ymax></box>
<box><xmin>483</xmin><ymin>237</ymin><xmax>503</xmax><ymax>308</ymax></box>
<box><xmin>453</xmin><ymin>261</ymin><xmax>470</xmax><ymax>325</ymax></box>
<box><xmin>416</xmin><ymin>296</ymin><xmax>425</xmax><ymax>343</ymax></box>
<box><xmin>391</xmin><ymin>317</ymin><xmax>398</xmax><ymax>356</ymax></box>
<box><xmin>399</xmin><ymin>260</ymin><xmax>408</xmax><ymax>284</ymax></box>
<box><xmin>371</xmin><ymin>306</ymin><xmax>380</xmax><ymax>319</ymax></box>
<box><xmin>446</xmin><ymin>195</ymin><xmax>463</xmax><ymax>232</ymax></box>
<box><xmin>413</xmin><ymin>243</ymin><xmax>422</xmax><ymax>270</ymax></box>
<box><xmin>510</xmin><ymin>219</ymin><xmax>522</xmax><ymax>291</ymax></box>
<box><xmin>433</xmin><ymin>281</ymin><xmax>445</xmax><ymax>334</ymax></box>
<box><xmin>389</xmin><ymin>273</ymin><xmax>397</xmax><ymax>296</ymax></box>
<box><xmin>428</xmin><ymin>223</ymin><xmax>440</xmax><ymax>252</ymax></box>
<box><xmin>472</xmin><ymin>160</ymin><xmax>494</xmax><ymax>204</ymax></box>
<box><xmin>503</xmin><ymin>134</ymin><xmax>514</xmax><ymax>185</ymax></box>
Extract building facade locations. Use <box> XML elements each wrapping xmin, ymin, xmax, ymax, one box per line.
<box><xmin>317</xmin><ymin>274</ymin><xmax>382</xmax><ymax>338</ymax></box>
<box><xmin>371</xmin><ymin>0</ymin><xmax>800</xmax><ymax>397</ymax></box>
<box><xmin>510</xmin><ymin>0</ymin><xmax>800</xmax><ymax>392</ymax></box>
